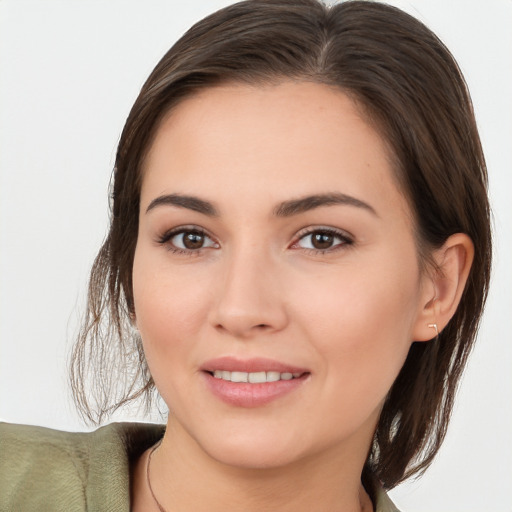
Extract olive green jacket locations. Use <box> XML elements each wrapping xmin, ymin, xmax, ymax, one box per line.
<box><xmin>0</xmin><ymin>422</ymin><xmax>400</xmax><ymax>511</ymax></box>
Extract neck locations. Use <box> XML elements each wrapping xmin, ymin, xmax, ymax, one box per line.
<box><xmin>132</xmin><ymin>417</ymin><xmax>374</xmax><ymax>512</ymax></box>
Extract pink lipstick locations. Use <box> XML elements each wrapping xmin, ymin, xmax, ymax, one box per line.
<box><xmin>200</xmin><ymin>357</ymin><xmax>310</xmax><ymax>407</ymax></box>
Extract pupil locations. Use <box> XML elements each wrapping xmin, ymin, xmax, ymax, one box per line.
<box><xmin>312</xmin><ymin>232</ymin><xmax>333</xmax><ymax>249</ymax></box>
<box><xmin>184</xmin><ymin>232</ymin><xmax>204</xmax><ymax>249</ymax></box>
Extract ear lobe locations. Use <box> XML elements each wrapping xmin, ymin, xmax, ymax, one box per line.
<box><xmin>413</xmin><ymin>233</ymin><xmax>474</xmax><ymax>341</ymax></box>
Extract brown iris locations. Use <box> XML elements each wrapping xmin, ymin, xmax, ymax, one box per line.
<box><xmin>311</xmin><ymin>232</ymin><xmax>335</xmax><ymax>250</ymax></box>
<box><xmin>182</xmin><ymin>231</ymin><xmax>205</xmax><ymax>249</ymax></box>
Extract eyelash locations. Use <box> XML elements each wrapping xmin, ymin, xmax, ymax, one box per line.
<box><xmin>156</xmin><ymin>226</ymin><xmax>354</xmax><ymax>257</ymax></box>
<box><xmin>291</xmin><ymin>227</ymin><xmax>354</xmax><ymax>255</ymax></box>
<box><xmin>157</xmin><ymin>226</ymin><xmax>217</xmax><ymax>256</ymax></box>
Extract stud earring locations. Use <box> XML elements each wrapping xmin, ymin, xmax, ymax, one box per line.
<box><xmin>428</xmin><ymin>323</ymin><xmax>439</xmax><ymax>337</ymax></box>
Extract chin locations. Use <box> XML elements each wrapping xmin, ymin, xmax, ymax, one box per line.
<box><xmin>209</xmin><ymin>442</ymin><xmax>303</xmax><ymax>470</ymax></box>
<box><xmin>195</xmin><ymin>425</ymin><xmax>309</xmax><ymax>470</ymax></box>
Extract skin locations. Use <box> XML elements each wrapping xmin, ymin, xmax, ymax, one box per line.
<box><xmin>130</xmin><ymin>82</ymin><xmax>472</xmax><ymax>512</ymax></box>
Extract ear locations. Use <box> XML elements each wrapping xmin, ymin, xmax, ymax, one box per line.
<box><xmin>413</xmin><ymin>233</ymin><xmax>474</xmax><ymax>341</ymax></box>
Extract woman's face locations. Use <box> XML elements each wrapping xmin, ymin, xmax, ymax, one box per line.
<box><xmin>133</xmin><ymin>82</ymin><xmax>433</xmax><ymax>469</ymax></box>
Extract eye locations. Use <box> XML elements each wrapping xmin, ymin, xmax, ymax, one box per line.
<box><xmin>294</xmin><ymin>228</ymin><xmax>353</xmax><ymax>252</ymax></box>
<box><xmin>158</xmin><ymin>227</ymin><xmax>219</xmax><ymax>253</ymax></box>
<box><xmin>172</xmin><ymin>230</ymin><xmax>213</xmax><ymax>250</ymax></box>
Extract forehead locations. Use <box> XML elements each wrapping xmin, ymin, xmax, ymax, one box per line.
<box><xmin>141</xmin><ymin>81</ymin><xmax>411</xmax><ymax>223</ymax></box>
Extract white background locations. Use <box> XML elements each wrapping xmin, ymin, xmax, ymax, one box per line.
<box><xmin>0</xmin><ymin>1</ymin><xmax>510</xmax><ymax>511</ymax></box>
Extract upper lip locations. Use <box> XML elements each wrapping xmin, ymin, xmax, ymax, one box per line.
<box><xmin>200</xmin><ymin>356</ymin><xmax>309</xmax><ymax>374</ymax></box>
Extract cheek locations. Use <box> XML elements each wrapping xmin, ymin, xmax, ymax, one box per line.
<box><xmin>132</xmin><ymin>252</ymin><xmax>217</xmax><ymax>412</ymax></box>
<box><xmin>132</xmin><ymin>248</ymin><xmax>212</xmax><ymax>360</ymax></box>
<box><xmin>295</xmin><ymin>254</ymin><xmax>422</xmax><ymax>388</ymax></box>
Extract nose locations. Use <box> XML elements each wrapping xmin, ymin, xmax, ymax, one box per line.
<box><xmin>208</xmin><ymin>246</ymin><xmax>288</xmax><ymax>339</ymax></box>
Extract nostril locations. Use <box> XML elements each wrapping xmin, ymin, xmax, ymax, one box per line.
<box><xmin>253</xmin><ymin>324</ymin><xmax>273</xmax><ymax>333</ymax></box>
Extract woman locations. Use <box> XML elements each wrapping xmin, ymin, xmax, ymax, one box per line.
<box><xmin>0</xmin><ymin>1</ymin><xmax>492</xmax><ymax>511</ymax></box>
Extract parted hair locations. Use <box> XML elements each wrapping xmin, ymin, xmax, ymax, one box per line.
<box><xmin>71</xmin><ymin>0</ymin><xmax>491</xmax><ymax>488</ymax></box>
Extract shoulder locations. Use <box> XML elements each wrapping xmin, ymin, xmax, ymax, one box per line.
<box><xmin>0</xmin><ymin>422</ymin><xmax>164</xmax><ymax>512</ymax></box>
<box><xmin>364</xmin><ymin>471</ymin><xmax>401</xmax><ymax>512</ymax></box>
<box><xmin>374</xmin><ymin>485</ymin><xmax>401</xmax><ymax>512</ymax></box>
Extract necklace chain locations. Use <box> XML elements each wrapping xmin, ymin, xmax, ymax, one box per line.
<box><xmin>146</xmin><ymin>440</ymin><xmax>168</xmax><ymax>512</ymax></box>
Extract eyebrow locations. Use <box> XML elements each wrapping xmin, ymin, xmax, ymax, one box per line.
<box><xmin>145</xmin><ymin>192</ymin><xmax>377</xmax><ymax>217</ymax></box>
<box><xmin>273</xmin><ymin>193</ymin><xmax>378</xmax><ymax>217</ymax></box>
<box><xmin>146</xmin><ymin>194</ymin><xmax>219</xmax><ymax>216</ymax></box>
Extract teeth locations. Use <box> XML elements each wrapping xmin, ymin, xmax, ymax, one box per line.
<box><xmin>212</xmin><ymin>370</ymin><xmax>303</xmax><ymax>383</ymax></box>
<box><xmin>231</xmin><ymin>371</ymin><xmax>248</xmax><ymax>383</ymax></box>
<box><xmin>266</xmin><ymin>371</ymin><xmax>280</xmax><ymax>382</ymax></box>
<box><xmin>248</xmin><ymin>371</ymin><xmax>266</xmax><ymax>383</ymax></box>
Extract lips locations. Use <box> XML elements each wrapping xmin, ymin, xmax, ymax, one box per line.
<box><xmin>200</xmin><ymin>356</ymin><xmax>308</xmax><ymax>374</ymax></box>
<box><xmin>200</xmin><ymin>357</ymin><xmax>310</xmax><ymax>407</ymax></box>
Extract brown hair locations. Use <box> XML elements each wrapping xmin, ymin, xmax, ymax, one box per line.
<box><xmin>71</xmin><ymin>0</ymin><xmax>491</xmax><ymax>488</ymax></box>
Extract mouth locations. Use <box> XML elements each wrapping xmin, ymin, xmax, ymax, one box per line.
<box><xmin>207</xmin><ymin>370</ymin><xmax>305</xmax><ymax>383</ymax></box>
<box><xmin>200</xmin><ymin>357</ymin><xmax>310</xmax><ymax>407</ymax></box>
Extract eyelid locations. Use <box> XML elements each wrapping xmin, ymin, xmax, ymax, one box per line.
<box><xmin>290</xmin><ymin>226</ymin><xmax>354</xmax><ymax>252</ymax></box>
<box><xmin>155</xmin><ymin>224</ymin><xmax>353</xmax><ymax>255</ymax></box>
<box><xmin>156</xmin><ymin>225</ymin><xmax>219</xmax><ymax>254</ymax></box>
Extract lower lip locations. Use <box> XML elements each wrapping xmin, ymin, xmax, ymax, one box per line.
<box><xmin>202</xmin><ymin>372</ymin><xmax>309</xmax><ymax>408</ymax></box>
